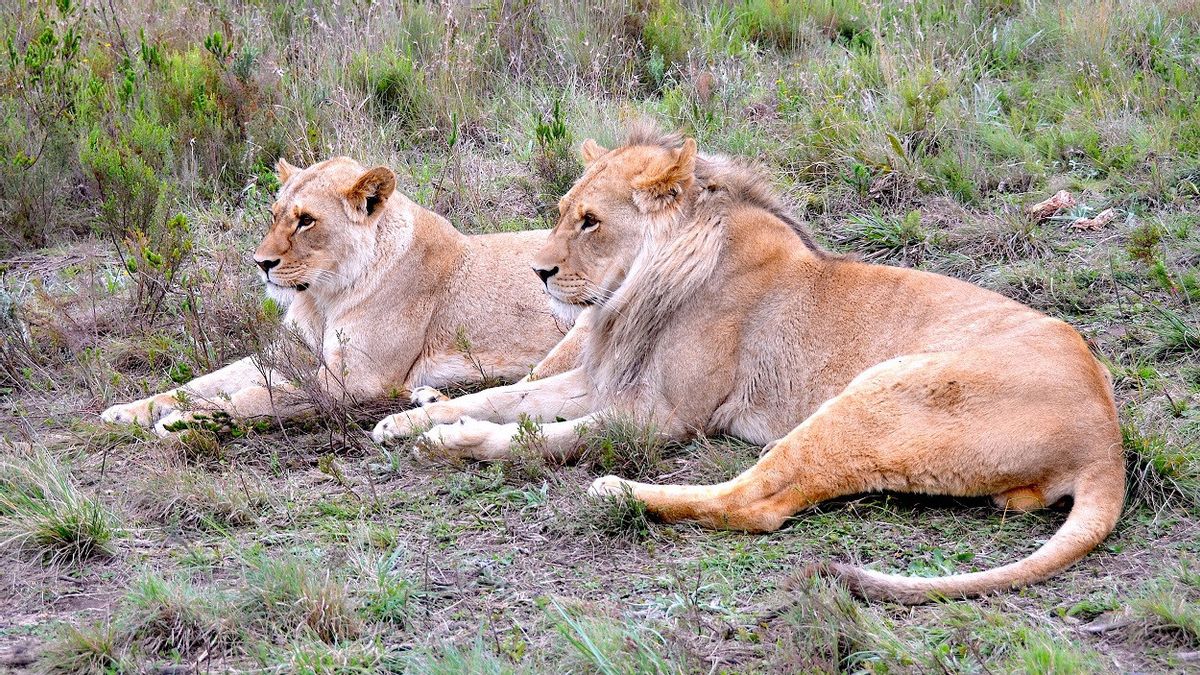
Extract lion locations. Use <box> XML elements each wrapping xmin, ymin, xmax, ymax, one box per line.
<box><xmin>101</xmin><ymin>156</ymin><xmax>576</xmax><ymax>435</ymax></box>
<box><xmin>371</xmin><ymin>129</ymin><xmax>1126</xmax><ymax>604</ymax></box>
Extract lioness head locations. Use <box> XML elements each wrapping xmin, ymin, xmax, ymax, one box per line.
<box><xmin>531</xmin><ymin>133</ymin><xmax>697</xmax><ymax>319</ymax></box>
<box><xmin>254</xmin><ymin>157</ymin><xmax>396</xmax><ymax>301</ymax></box>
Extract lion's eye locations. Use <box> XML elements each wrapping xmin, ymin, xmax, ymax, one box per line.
<box><xmin>296</xmin><ymin>214</ymin><xmax>315</xmax><ymax>231</ymax></box>
<box><xmin>581</xmin><ymin>213</ymin><xmax>599</xmax><ymax>231</ymax></box>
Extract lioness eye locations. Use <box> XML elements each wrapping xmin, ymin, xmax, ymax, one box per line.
<box><xmin>296</xmin><ymin>214</ymin><xmax>314</xmax><ymax>231</ymax></box>
<box><xmin>581</xmin><ymin>213</ymin><xmax>599</xmax><ymax>231</ymax></box>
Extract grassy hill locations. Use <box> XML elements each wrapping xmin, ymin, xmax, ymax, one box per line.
<box><xmin>1</xmin><ymin>0</ymin><xmax>1198</xmax><ymax>671</ymax></box>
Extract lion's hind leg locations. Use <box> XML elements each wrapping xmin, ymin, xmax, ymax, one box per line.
<box><xmin>588</xmin><ymin>350</ymin><xmax>1082</xmax><ymax>533</ymax></box>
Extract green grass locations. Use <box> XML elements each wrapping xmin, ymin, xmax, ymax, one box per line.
<box><xmin>0</xmin><ymin>450</ymin><xmax>121</xmax><ymax>564</ymax></box>
<box><xmin>1</xmin><ymin>0</ymin><xmax>1198</xmax><ymax>672</ymax></box>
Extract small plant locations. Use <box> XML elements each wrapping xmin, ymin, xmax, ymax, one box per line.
<box><xmin>532</xmin><ymin>98</ymin><xmax>581</xmax><ymax>208</ymax></box>
<box><xmin>501</xmin><ymin>413</ymin><xmax>550</xmax><ymax>483</ymax></box>
<box><xmin>358</xmin><ymin>545</ymin><xmax>418</xmax><ymax>626</ymax></box>
<box><xmin>1127</xmin><ymin>221</ymin><xmax>1165</xmax><ymax>264</ymax></box>
<box><xmin>0</xmin><ymin>450</ymin><xmax>121</xmax><ymax>563</ymax></box>
<box><xmin>576</xmin><ymin>483</ymin><xmax>655</xmax><ymax>544</ymax></box>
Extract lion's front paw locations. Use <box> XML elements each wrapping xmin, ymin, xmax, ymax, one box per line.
<box><xmin>372</xmin><ymin>411</ymin><xmax>422</xmax><ymax>444</ymax></box>
<box><xmin>588</xmin><ymin>475</ymin><xmax>634</xmax><ymax>499</ymax></box>
<box><xmin>409</xmin><ymin>386</ymin><xmax>449</xmax><ymax>407</ymax></box>
<box><xmin>101</xmin><ymin>398</ymin><xmax>170</xmax><ymax>427</ymax></box>
<box><xmin>414</xmin><ymin>417</ymin><xmax>510</xmax><ymax>461</ymax></box>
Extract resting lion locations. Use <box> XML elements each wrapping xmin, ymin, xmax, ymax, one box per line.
<box><xmin>371</xmin><ymin>130</ymin><xmax>1125</xmax><ymax>603</ymax></box>
<box><xmin>102</xmin><ymin>157</ymin><xmax>575</xmax><ymax>435</ymax></box>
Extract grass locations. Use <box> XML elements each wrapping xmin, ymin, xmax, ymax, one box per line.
<box><xmin>0</xmin><ymin>449</ymin><xmax>121</xmax><ymax>564</ymax></box>
<box><xmin>0</xmin><ymin>0</ymin><xmax>1198</xmax><ymax>671</ymax></box>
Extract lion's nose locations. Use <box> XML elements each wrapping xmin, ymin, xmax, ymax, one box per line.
<box><xmin>534</xmin><ymin>265</ymin><xmax>559</xmax><ymax>284</ymax></box>
<box><xmin>256</xmin><ymin>258</ymin><xmax>280</xmax><ymax>273</ymax></box>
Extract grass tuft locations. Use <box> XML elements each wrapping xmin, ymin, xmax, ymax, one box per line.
<box><xmin>37</xmin><ymin>621</ymin><xmax>125</xmax><ymax>675</ymax></box>
<box><xmin>579</xmin><ymin>413</ymin><xmax>672</xmax><ymax>481</ymax></box>
<box><xmin>0</xmin><ymin>450</ymin><xmax>121</xmax><ymax>564</ymax></box>
<box><xmin>240</xmin><ymin>555</ymin><xmax>363</xmax><ymax>644</ymax></box>
<box><xmin>1122</xmin><ymin>424</ymin><xmax>1200</xmax><ymax>513</ymax></box>
<box><xmin>123</xmin><ymin>572</ymin><xmax>240</xmax><ymax>657</ymax></box>
<box><xmin>573</xmin><ymin>484</ymin><xmax>656</xmax><ymax>544</ymax></box>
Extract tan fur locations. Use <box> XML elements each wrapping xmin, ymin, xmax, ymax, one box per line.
<box><xmin>372</xmin><ymin>131</ymin><xmax>1125</xmax><ymax>604</ymax></box>
<box><xmin>101</xmin><ymin>157</ymin><xmax>572</xmax><ymax>434</ymax></box>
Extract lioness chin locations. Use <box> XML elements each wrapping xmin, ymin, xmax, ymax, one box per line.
<box><xmin>101</xmin><ymin>157</ymin><xmax>575</xmax><ymax>435</ymax></box>
<box><xmin>372</xmin><ymin>129</ymin><xmax>1125</xmax><ymax>604</ymax></box>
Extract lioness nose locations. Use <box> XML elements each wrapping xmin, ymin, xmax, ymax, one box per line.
<box><xmin>534</xmin><ymin>265</ymin><xmax>558</xmax><ymax>284</ymax></box>
<box><xmin>256</xmin><ymin>258</ymin><xmax>280</xmax><ymax>273</ymax></box>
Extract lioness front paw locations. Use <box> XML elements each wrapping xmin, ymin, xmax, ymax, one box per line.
<box><xmin>413</xmin><ymin>417</ymin><xmax>510</xmax><ymax>461</ymax></box>
<box><xmin>409</xmin><ymin>386</ymin><xmax>449</xmax><ymax>407</ymax></box>
<box><xmin>588</xmin><ymin>475</ymin><xmax>634</xmax><ymax>499</ymax></box>
<box><xmin>372</xmin><ymin>411</ymin><xmax>421</xmax><ymax>444</ymax></box>
<box><xmin>101</xmin><ymin>398</ymin><xmax>171</xmax><ymax>427</ymax></box>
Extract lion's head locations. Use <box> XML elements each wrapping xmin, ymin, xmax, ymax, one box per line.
<box><xmin>531</xmin><ymin>132</ymin><xmax>698</xmax><ymax>320</ymax></box>
<box><xmin>254</xmin><ymin>157</ymin><xmax>396</xmax><ymax>302</ymax></box>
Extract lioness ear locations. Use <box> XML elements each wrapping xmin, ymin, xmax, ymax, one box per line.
<box><xmin>580</xmin><ymin>138</ymin><xmax>607</xmax><ymax>165</ymax></box>
<box><xmin>631</xmin><ymin>138</ymin><xmax>697</xmax><ymax>212</ymax></box>
<box><xmin>345</xmin><ymin>166</ymin><xmax>396</xmax><ymax>218</ymax></box>
<box><xmin>276</xmin><ymin>158</ymin><xmax>300</xmax><ymax>185</ymax></box>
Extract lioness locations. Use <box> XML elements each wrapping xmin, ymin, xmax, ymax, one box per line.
<box><xmin>102</xmin><ymin>157</ymin><xmax>573</xmax><ymax>435</ymax></box>
<box><xmin>371</xmin><ymin>130</ymin><xmax>1125</xmax><ymax>603</ymax></box>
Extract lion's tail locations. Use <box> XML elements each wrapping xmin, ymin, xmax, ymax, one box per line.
<box><xmin>814</xmin><ymin>462</ymin><xmax>1124</xmax><ymax>604</ymax></box>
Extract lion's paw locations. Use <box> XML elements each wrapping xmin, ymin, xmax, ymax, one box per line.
<box><xmin>372</xmin><ymin>412</ymin><xmax>419</xmax><ymax>445</ymax></box>
<box><xmin>414</xmin><ymin>417</ymin><xmax>507</xmax><ymax>460</ymax></box>
<box><xmin>588</xmin><ymin>475</ymin><xmax>633</xmax><ymax>499</ymax></box>
<box><xmin>101</xmin><ymin>398</ymin><xmax>169</xmax><ymax>427</ymax></box>
<box><xmin>409</xmin><ymin>386</ymin><xmax>449</xmax><ymax>407</ymax></box>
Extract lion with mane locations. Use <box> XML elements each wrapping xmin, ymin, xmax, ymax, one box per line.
<box><xmin>372</xmin><ymin>129</ymin><xmax>1125</xmax><ymax>603</ymax></box>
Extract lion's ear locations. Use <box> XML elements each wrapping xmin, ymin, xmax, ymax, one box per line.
<box><xmin>345</xmin><ymin>166</ymin><xmax>396</xmax><ymax>218</ymax></box>
<box><xmin>580</xmin><ymin>138</ymin><xmax>607</xmax><ymax>165</ymax></box>
<box><xmin>276</xmin><ymin>158</ymin><xmax>300</xmax><ymax>185</ymax></box>
<box><xmin>631</xmin><ymin>137</ymin><xmax>697</xmax><ymax>212</ymax></box>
